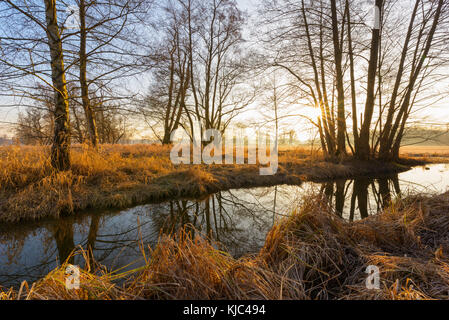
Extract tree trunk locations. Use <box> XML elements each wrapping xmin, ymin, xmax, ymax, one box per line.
<box><xmin>330</xmin><ymin>0</ymin><xmax>346</xmax><ymax>157</ymax></box>
<box><xmin>378</xmin><ymin>0</ymin><xmax>419</xmax><ymax>161</ymax></box>
<box><xmin>390</xmin><ymin>0</ymin><xmax>443</xmax><ymax>161</ymax></box>
<box><xmin>356</xmin><ymin>0</ymin><xmax>383</xmax><ymax>160</ymax></box>
<box><xmin>44</xmin><ymin>0</ymin><xmax>71</xmax><ymax>170</ymax></box>
<box><xmin>79</xmin><ymin>0</ymin><xmax>99</xmax><ymax>148</ymax></box>
<box><xmin>162</xmin><ymin>129</ymin><xmax>172</xmax><ymax>145</ymax></box>
<box><xmin>346</xmin><ymin>0</ymin><xmax>358</xmax><ymax>153</ymax></box>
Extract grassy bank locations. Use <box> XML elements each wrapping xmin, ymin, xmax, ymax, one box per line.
<box><xmin>2</xmin><ymin>191</ymin><xmax>448</xmax><ymax>300</ymax></box>
<box><xmin>400</xmin><ymin>146</ymin><xmax>449</xmax><ymax>163</ymax></box>
<box><xmin>0</xmin><ymin>144</ymin><xmax>415</xmax><ymax>223</ymax></box>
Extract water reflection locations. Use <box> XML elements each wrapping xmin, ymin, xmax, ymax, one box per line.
<box><xmin>319</xmin><ymin>174</ymin><xmax>401</xmax><ymax>221</ymax></box>
<box><xmin>52</xmin><ymin>219</ymin><xmax>75</xmax><ymax>265</ymax></box>
<box><xmin>1</xmin><ymin>164</ymin><xmax>449</xmax><ymax>288</ymax></box>
<box><xmin>154</xmin><ymin>192</ymin><xmax>274</xmax><ymax>257</ymax></box>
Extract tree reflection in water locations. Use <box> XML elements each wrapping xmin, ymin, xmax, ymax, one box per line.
<box><xmin>152</xmin><ymin>191</ymin><xmax>274</xmax><ymax>258</ymax></box>
<box><xmin>320</xmin><ymin>174</ymin><xmax>401</xmax><ymax>221</ymax></box>
<box><xmin>0</xmin><ymin>174</ymin><xmax>404</xmax><ymax>289</ymax></box>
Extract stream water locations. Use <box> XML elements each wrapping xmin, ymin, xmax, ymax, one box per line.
<box><xmin>1</xmin><ymin>163</ymin><xmax>449</xmax><ymax>288</ymax></box>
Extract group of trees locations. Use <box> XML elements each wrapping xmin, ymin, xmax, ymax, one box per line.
<box><xmin>16</xmin><ymin>84</ymin><xmax>131</xmax><ymax>145</ymax></box>
<box><xmin>145</xmin><ymin>0</ymin><xmax>449</xmax><ymax>161</ymax></box>
<box><xmin>1</xmin><ymin>0</ymin><xmax>150</xmax><ymax>169</ymax></box>
<box><xmin>0</xmin><ymin>0</ymin><xmax>448</xmax><ymax>170</ymax></box>
<box><xmin>140</xmin><ymin>0</ymin><xmax>256</xmax><ymax>144</ymax></box>
<box><xmin>260</xmin><ymin>0</ymin><xmax>449</xmax><ymax>160</ymax></box>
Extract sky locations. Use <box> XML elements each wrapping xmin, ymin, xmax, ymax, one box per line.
<box><xmin>1</xmin><ymin>0</ymin><xmax>448</xmax><ymax>141</ymax></box>
<box><xmin>232</xmin><ymin>0</ymin><xmax>449</xmax><ymax>142</ymax></box>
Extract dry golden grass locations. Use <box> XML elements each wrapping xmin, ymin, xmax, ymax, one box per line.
<box><xmin>0</xmin><ymin>143</ymin><xmax>409</xmax><ymax>223</ymax></box>
<box><xmin>1</xmin><ymin>249</ymin><xmax>124</xmax><ymax>300</ymax></box>
<box><xmin>1</xmin><ymin>144</ymin><xmax>447</xmax><ymax>299</ymax></box>
<box><xmin>123</xmin><ymin>190</ymin><xmax>443</xmax><ymax>300</ymax></box>
<box><xmin>0</xmin><ymin>144</ymin><xmax>174</xmax><ymax>190</ymax></box>
<box><xmin>400</xmin><ymin>146</ymin><xmax>449</xmax><ymax>163</ymax></box>
<box><xmin>0</xmin><ymin>144</ymin><xmax>177</xmax><ymax>222</ymax></box>
<box><xmin>3</xmin><ymin>191</ymin><xmax>448</xmax><ymax>300</ymax></box>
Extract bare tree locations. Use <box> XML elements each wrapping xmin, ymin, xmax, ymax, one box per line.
<box><xmin>44</xmin><ymin>0</ymin><xmax>71</xmax><ymax>170</ymax></box>
<box><xmin>66</xmin><ymin>0</ymin><xmax>152</xmax><ymax>147</ymax></box>
<box><xmin>185</xmin><ymin>0</ymin><xmax>254</xmax><ymax>135</ymax></box>
<box><xmin>378</xmin><ymin>0</ymin><xmax>447</xmax><ymax>160</ymax></box>
<box><xmin>141</xmin><ymin>0</ymin><xmax>191</xmax><ymax>144</ymax></box>
<box><xmin>142</xmin><ymin>0</ymin><xmax>254</xmax><ymax>144</ymax></box>
<box><xmin>259</xmin><ymin>0</ymin><xmax>449</xmax><ymax>161</ymax></box>
<box><xmin>0</xmin><ymin>1</ymin><xmax>72</xmax><ymax>169</ymax></box>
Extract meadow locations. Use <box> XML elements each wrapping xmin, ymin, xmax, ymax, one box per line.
<box><xmin>400</xmin><ymin>146</ymin><xmax>449</xmax><ymax>163</ymax></box>
<box><xmin>0</xmin><ymin>144</ymin><xmax>415</xmax><ymax>223</ymax></box>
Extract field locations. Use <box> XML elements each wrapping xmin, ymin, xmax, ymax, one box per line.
<box><xmin>0</xmin><ymin>144</ymin><xmax>414</xmax><ymax>223</ymax></box>
<box><xmin>400</xmin><ymin>146</ymin><xmax>449</xmax><ymax>163</ymax></box>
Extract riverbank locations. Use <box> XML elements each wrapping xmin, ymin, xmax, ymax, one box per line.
<box><xmin>0</xmin><ymin>144</ymin><xmax>418</xmax><ymax>223</ymax></box>
<box><xmin>400</xmin><ymin>146</ymin><xmax>449</xmax><ymax>164</ymax></box>
<box><xmin>2</xmin><ymin>191</ymin><xmax>448</xmax><ymax>300</ymax></box>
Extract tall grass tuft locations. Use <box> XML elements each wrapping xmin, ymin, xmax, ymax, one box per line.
<box><xmin>3</xmin><ymin>191</ymin><xmax>447</xmax><ymax>300</ymax></box>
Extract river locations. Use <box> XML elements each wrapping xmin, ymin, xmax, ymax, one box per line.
<box><xmin>1</xmin><ymin>163</ymin><xmax>449</xmax><ymax>288</ymax></box>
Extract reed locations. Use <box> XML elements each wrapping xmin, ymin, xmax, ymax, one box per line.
<box><xmin>3</xmin><ymin>191</ymin><xmax>448</xmax><ymax>300</ymax></box>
